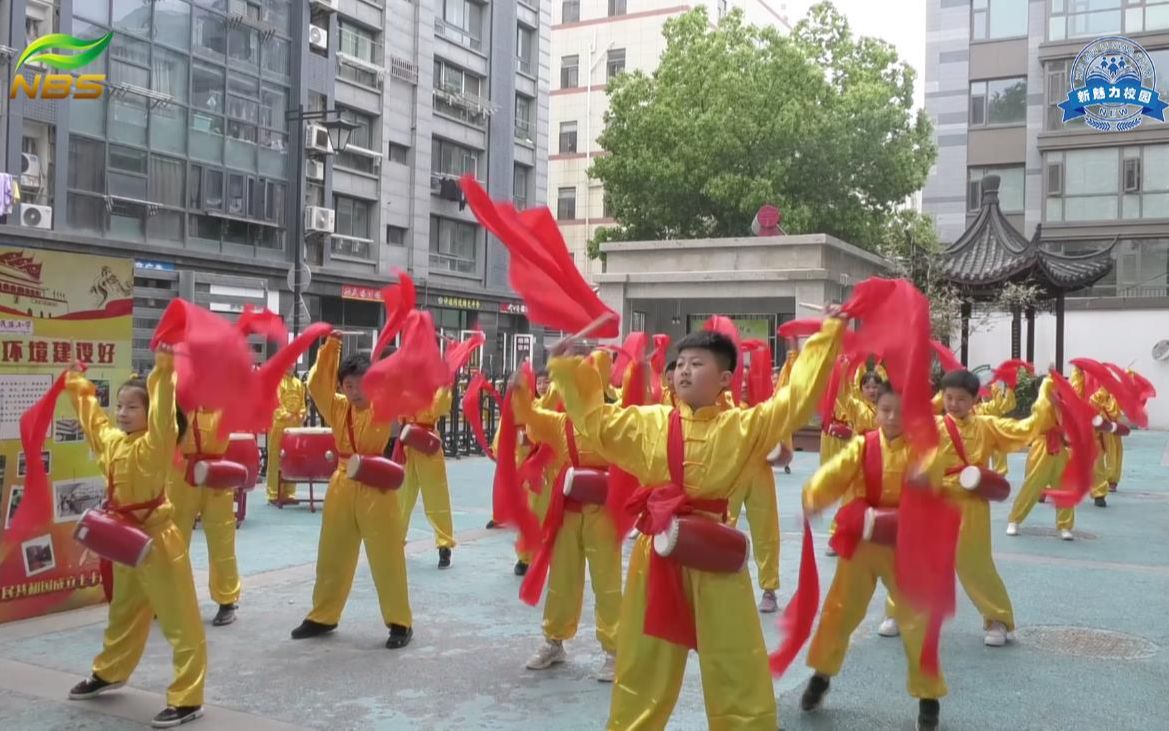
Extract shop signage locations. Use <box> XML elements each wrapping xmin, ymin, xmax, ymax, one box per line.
<box><xmin>436</xmin><ymin>295</ymin><xmax>482</xmax><ymax>310</ymax></box>
<box><xmin>499</xmin><ymin>302</ymin><xmax>527</xmax><ymax>315</ymax></box>
<box><xmin>341</xmin><ymin>284</ymin><xmax>381</xmax><ymax>302</ymax></box>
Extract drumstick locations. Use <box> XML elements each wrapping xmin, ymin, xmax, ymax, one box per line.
<box><xmin>550</xmin><ymin>313</ymin><xmax>617</xmax><ymax>355</ymax></box>
<box><xmin>798</xmin><ymin>302</ymin><xmax>825</xmax><ymax>311</ymax></box>
<box><xmin>333</xmin><ymin>329</ymin><xmax>367</xmax><ymax>336</ymax></box>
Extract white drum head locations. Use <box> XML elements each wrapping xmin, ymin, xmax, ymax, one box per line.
<box><xmin>229</xmin><ymin>433</ymin><xmax>256</xmax><ymax>442</ymax></box>
<box><xmin>862</xmin><ymin>507</ymin><xmax>876</xmax><ymax>542</ymax></box>
<box><xmin>193</xmin><ymin>460</ymin><xmax>210</xmax><ymax>486</ymax></box>
<box><xmin>286</xmin><ymin>427</ymin><xmax>333</xmax><ymax>435</ymax></box>
<box><xmin>346</xmin><ymin>456</ymin><xmax>362</xmax><ymax>478</ymax></box>
<box><xmin>1092</xmin><ymin>415</ymin><xmax>1105</xmax><ymax>429</ymax></box>
<box><xmin>563</xmin><ymin>467</ymin><xmax>576</xmax><ymax>496</ymax></box>
<box><xmin>652</xmin><ymin>518</ymin><xmax>680</xmax><ymax>557</ymax></box>
<box><xmin>958</xmin><ymin>465</ymin><xmax>981</xmax><ymax>490</ymax></box>
<box><xmin>134</xmin><ymin>538</ymin><xmax>154</xmax><ymax>567</ymax></box>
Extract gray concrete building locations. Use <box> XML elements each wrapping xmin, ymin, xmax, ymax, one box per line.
<box><xmin>922</xmin><ymin>0</ymin><xmax>1169</xmax><ymax>305</ymax></box>
<box><xmin>0</xmin><ymin>0</ymin><xmax>550</xmax><ymax>371</ymax></box>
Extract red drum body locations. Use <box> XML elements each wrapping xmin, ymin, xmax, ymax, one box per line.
<box><xmin>400</xmin><ymin>424</ymin><xmax>442</xmax><ymax>455</ymax></box>
<box><xmin>653</xmin><ymin>516</ymin><xmax>749</xmax><ymax>573</ymax></box>
<box><xmin>73</xmin><ymin>509</ymin><xmax>152</xmax><ymax>567</ymax></box>
<box><xmin>862</xmin><ymin>507</ymin><xmax>898</xmax><ymax>547</ymax></box>
<box><xmin>280</xmin><ymin>427</ymin><xmax>338</xmax><ymax>481</ymax></box>
<box><xmin>346</xmin><ymin>455</ymin><xmax>405</xmax><ymax>491</ymax></box>
<box><xmin>1112</xmin><ymin>422</ymin><xmax>1132</xmax><ymax>437</ymax></box>
<box><xmin>826</xmin><ymin>422</ymin><xmax>853</xmax><ymax>440</ymax></box>
<box><xmin>958</xmin><ymin>465</ymin><xmax>1011</xmax><ymax>502</ymax></box>
<box><xmin>192</xmin><ymin>460</ymin><xmax>249</xmax><ymax>490</ymax></box>
<box><xmin>1092</xmin><ymin>415</ymin><xmax>1131</xmax><ymax>436</ymax></box>
<box><xmin>226</xmin><ymin>433</ymin><xmax>261</xmax><ymax>488</ymax></box>
<box><xmin>563</xmin><ymin>467</ymin><xmax>608</xmax><ymax>505</ymax></box>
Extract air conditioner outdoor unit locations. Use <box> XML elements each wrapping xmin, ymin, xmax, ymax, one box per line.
<box><xmin>20</xmin><ymin>152</ymin><xmax>41</xmax><ymax>189</ymax></box>
<box><xmin>19</xmin><ymin>203</ymin><xmax>52</xmax><ymax>229</ymax></box>
<box><xmin>309</xmin><ymin>25</ymin><xmax>328</xmax><ymax>51</ymax></box>
<box><xmin>305</xmin><ymin>123</ymin><xmax>332</xmax><ymax>153</ymax></box>
<box><xmin>305</xmin><ymin>159</ymin><xmax>325</xmax><ymax>181</ymax></box>
<box><xmin>304</xmin><ymin>205</ymin><xmax>335</xmax><ymax>234</ymax></box>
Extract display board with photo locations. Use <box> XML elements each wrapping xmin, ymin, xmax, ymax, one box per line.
<box><xmin>53</xmin><ymin>478</ymin><xmax>104</xmax><ymax>523</ymax></box>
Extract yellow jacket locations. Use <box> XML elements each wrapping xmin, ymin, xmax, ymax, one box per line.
<box><xmin>179</xmin><ymin>409</ymin><xmax>228</xmax><ymax>457</ymax></box>
<box><xmin>307</xmin><ymin>338</ymin><xmax>392</xmax><ymax>461</ymax></box>
<box><xmin>804</xmin><ymin>429</ymin><xmax>943</xmax><ymax>513</ymax></box>
<box><xmin>512</xmin><ymin>382</ymin><xmax>606</xmax><ymax>470</ymax></box>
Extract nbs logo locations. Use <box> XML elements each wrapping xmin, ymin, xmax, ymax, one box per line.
<box><xmin>9</xmin><ymin>32</ymin><xmax>113</xmax><ymax>100</ymax></box>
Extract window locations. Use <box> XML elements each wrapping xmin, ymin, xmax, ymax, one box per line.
<box><xmin>969</xmin><ymin>77</ymin><xmax>1026</xmax><ymax>126</ymax></box>
<box><xmin>430</xmin><ymin>217</ymin><xmax>479</xmax><ymax>274</ymax></box>
<box><xmin>338</xmin><ymin>108</ymin><xmax>374</xmax><ymax>150</ymax></box>
<box><xmin>431</xmin><ymin>138</ymin><xmax>481</xmax><ymax>178</ymax></box>
<box><xmin>557</xmin><ymin>187</ymin><xmax>577</xmax><ymax>220</ymax></box>
<box><xmin>388</xmin><ymin>142</ymin><xmax>410</xmax><ymax>164</ymax></box>
<box><xmin>334</xmin><ymin>195</ymin><xmax>373</xmax><ymax>239</ymax></box>
<box><xmin>514</xmin><ymin>164</ymin><xmax>531</xmax><ymax>209</ymax></box>
<box><xmin>607</xmin><ymin>49</ymin><xmax>626</xmax><ymax>81</ymax></box>
<box><xmin>194</xmin><ymin>8</ymin><xmax>226</xmax><ymax>59</ymax></box>
<box><xmin>339</xmin><ymin>21</ymin><xmax>382</xmax><ymax>87</ymax></box>
<box><xmin>971</xmin><ymin>0</ymin><xmax>1028</xmax><ymax>41</ymax></box>
<box><xmin>149</xmin><ymin>155</ymin><xmax>185</xmax><ymax>208</ymax></box>
<box><xmin>967</xmin><ymin>166</ymin><xmax>1024</xmax><ymax>212</ymax></box>
<box><xmin>562</xmin><ymin>0</ymin><xmax>580</xmax><ymax>23</ymax></box>
<box><xmin>561</xmin><ymin>55</ymin><xmax>579</xmax><ymax>89</ymax></box>
<box><xmin>515</xmin><ymin>95</ymin><xmax>534</xmax><ymax>142</ymax></box>
<box><xmin>1048</xmin><ymin>0</ymin><xmax>1134</xmax><ymax>40</ymax></box>
<box><xmin>517</xmin><ymin>25</ymin><xmax>534</xmax><ymax>75</ymax></box>
<box><xmin>434</xmin><ymin>60</ymin><xmax>488</xmax><ymax>127</ymax></box>
<box><xmin>559</xmin><ymin>121</ymin><xmax>578</xmax><ymax>154</ymax></box>
<box><xmin>1049</xmin><ymin>238</ymin><xmax>1169</xmax><ymax>299</ymax></box>
<box><xmin>68</xmin><ymin>137</ymin><xmax>105</xmax><ymax>193</ymax></box>
<box><xmin>438</xmin><ymin>0</ymin><xmax>483</xmax><ymax>50</ymax></box>
<box><xmin>1045</xmin><ymin>145</ymin><xmax>1169</xmax><ymax>222</ymax></box>
<box><xmin>153</xmin><ymin>0</ymin><xmax>191</xmax><ymax>50</ymax></box>
<box><xmin>608</xmin><ymin>0</ymin><xmax>627</xmax><ymax>16</ymax></box>
<box><xmin>387</xmin><ymin>225</ymin><xmax>407</xmax><ymax>246</ymax></box>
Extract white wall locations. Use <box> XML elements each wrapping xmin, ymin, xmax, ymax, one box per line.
<box><xmin>967</xmin><ymin>308</ymin><xmax>1169</xmax><ymax>429</ymax></box>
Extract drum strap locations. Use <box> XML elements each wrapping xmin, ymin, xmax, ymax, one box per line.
<box><xmin>943</xmin><ymin>415</ymin><xmax>969</xmax><ymax>475</ymax></box>
<box><xmin>829</xmin><ymin>431</ymin><xmax>885</xmax><ymax>560</ymax></box>
<box><xmin>192</xmin><ymin>412</ymin><xmax>203</xmax><ymax>455</ymax></box>
<box><xmin>104</xmin><ymin>467</ymin><xmax>163</xmax><ymax>524</ymax></box>
<box><xmin>564</xmin><ymin>420</ymin><xmax>581</xmax><ymax>470</ymax></box>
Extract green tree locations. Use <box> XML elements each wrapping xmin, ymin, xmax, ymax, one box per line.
<box><xmin>588</xmin><ymin>3</ymin><xmax>935</xmax><ymax>259</ymax></box>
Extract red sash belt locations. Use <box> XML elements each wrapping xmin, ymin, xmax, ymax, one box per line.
<box><xmin>182</xmin><ymin>413</ymin><xmax>228</xmax><ymax>484</ymax></box>
<box><xmin>942</xmin><ymin>414</ymin><xmax>970</xmax><ymax>477</ymax></box>
<box><xmin>829</xmin><ymin>430</ymin><xmax>888</xmax><ymax>559</ymax></box>
<box><xmin>99</xmin><ymin>469</ymin><xmax>165</xmax><ymax>601</ymax></box>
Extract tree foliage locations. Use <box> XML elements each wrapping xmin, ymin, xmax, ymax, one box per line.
<box><xmin>588</xmin><ymin>3</ymin><xmax>936</xmax><ymax>259</ymax></box>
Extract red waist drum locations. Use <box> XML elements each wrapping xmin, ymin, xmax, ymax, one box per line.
<box><xmin>226</xmin><ymin>433</ymin><xmax>261</xmax><ymax>488</ymax></box>
<box><xmin>825</xmin><ymin>422</ymin><xmax>853</xmax><ymax>440</ymax></box>
<box><xmin>280</xmin><ymin>427</ymin><xmax>338</xmax><ymax>481</ymax></box>
<box><xmin>653</xmin><ymin>515</ymin><xmax>749</xmax><ymax>573</ymax></box>
<box><xmin>400</xmin><ymin>424</ymin><xmax>442</xmax><ymax>455</ymax></box>
<box><xmin>346</xmin><ymin>455</ymin><xmax>405</xmax><ymax>491</ymax></box>
<box><xmin>563</xmin><ymin>467</ymin><xmax>608</xmax><ymax>505</ymax></box>
<box><xmin>958</xmin><ymin>466</ymin><xmax>1011</xmax><ymax>502</ymax></box>
<box><xmin>1092</xmin><ymin>415</ymin><xmax>1130</xmax><ymax>437</ymax></box>
<box><xmin>862</xmin><ymin>507</ymin><xmax>898</xmax><ymax>547</ymax></box>
<box><xmin>191</xmin><ymin>459</ymin><xmax>250</xmax><ymax>490</ymax></box>
<box><xmin>73</xmin><ymin>509</ymin><xmax>153</xmax><ymax>567</ymax></box>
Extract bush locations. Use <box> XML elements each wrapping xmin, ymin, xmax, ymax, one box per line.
<box><xmin>1011</xmin><ymin>370</ymin><xmax>1041</xmax><ymax>418</ymax></box>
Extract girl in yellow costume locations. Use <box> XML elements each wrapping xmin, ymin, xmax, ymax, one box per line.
<box><xmin>167</xmin><ymin>408</ymin><xmax>242</xmax><ymax>627</ymax></box>
<box><xmin>66</xmin><ymin>348</ymin><xmax>208</xmax><ymax>729</ymax></box>
<box><xmin>880</xmin><ymin>369</ymin><xmax>1053</xmax><ymax>647</ymax></box>
<box><xmin>512</xmin><ymin>376</ymin><xmax>622</xmax><ymax>682</ymax></box>
<box><xmin>398</xmin><ymin>387</ymin><xmax>456</xmax><ymax>569</ymax></box>
<box><xmin>266</xmin><ymin>367</ymin><xmax>306</xmax><ymax>504</ymax></box>
<box><xmin>799</xmin><ymin>383</ymin><xmax>946</xmax><ymax>731</ymax></box>
<box><xmin>290</xmin><ymin>333</ymin><xmax>413</xmax><ymax>649</ymax></box>
<box><xmin>1006</xmin><ymin>405</ymin><xmax>1075</xmax><ymax>540</ymax></box>
<box><xmin>551</xmin><ymin>318</ymin><xmax>844</xmax><ymax>731</ymax></box>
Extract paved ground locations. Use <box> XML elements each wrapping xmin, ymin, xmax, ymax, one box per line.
<box><xmin>1</xmin><ymin>431</ymin><xmax>1167</xmax><ymax>730</ymax></box>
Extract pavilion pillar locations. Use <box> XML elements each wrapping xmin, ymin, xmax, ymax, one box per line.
<box><xmin>1025</xmin><ymin>306</ymin><xmax>1036</xmax><ymax>363</ymax></box>
<box><xmin>1010</xmin><ymin>306</ymin><xmax>1021</xmax><ymax>359</ymax></box>
<box><xmin>1055</xmin><ymin>292</ymin><xmax>1066</xmax><ymax>372</ymax></box>
<box><xmin>960</xmin><ymin>301</ymin><xmax>971</xmax><ymax>366</ymax></box>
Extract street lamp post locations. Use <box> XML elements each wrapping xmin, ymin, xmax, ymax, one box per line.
<box><xmin>285</xmin><ymin>105</ymin><xmax>358</xmax><ymax>338</ymax></box>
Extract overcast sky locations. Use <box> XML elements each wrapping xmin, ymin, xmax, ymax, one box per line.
<box><xmin>779</xmin><ymin>0</ymin><xmax>927</xmax><ymax>110</ymax></box>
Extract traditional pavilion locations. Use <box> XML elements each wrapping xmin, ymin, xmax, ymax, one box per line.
<box><xmin>934</xmin><ymin>174</ymin><xmax>1115</xmax><ymax>371</ymax></box>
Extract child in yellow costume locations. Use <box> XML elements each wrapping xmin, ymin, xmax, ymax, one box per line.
<box><xmin>166</xmin><ymin>408</ymin><xmax>242</xmax><ymax>627</ymax></box>
<box><xmin>509</xmin><ymin>371</ymin><xmax>557</xmax><ymax>575</ymax></box>
<box><xmin>880</xmin><ymin>369</ymin><xmax>1053</xmax><ymax>646</ymax></box>
<box><xmin>799</xmin><ymin>382</ymin><xmax>947</xmax><ymax>731</ymax></box>
<box><xmin>977</xmin><ymin>382</ymin><xmax>1017</xmax><ymax>476</ymax></box>
<box><xmin>266</xmin><ymin>367</ymin><xmax>306</xmax><ymax>504</ymax></box>
<box><xmin>825</xmin><ymin>367</ymin><xmax>882</xmax><ymax>556</ymax></box>
<box><xmin>290</xmin><ymin>334</ymin><xmax>413</xmax><ymax>649</ymax></box>
<box><xmin>66</xmin><ymin>348</ymin><xmax>208</xmax><ymax>729</ymax></box>
<box><xmin>1089</xmin><ymin>387</ymin><xmax>1122</xmax><ymax>507</ymax></box>
<box><xmin>1006</xmin><ymin>409</ymin><xmax>1075</xmax><ymax>540</ymax></box>
<box><xmin>398</xmin><ymin>387</ymin><xmax>456</xmax><ymax>569</ymax></box>
<box><xmin>551</xmin><ymin>318</ymin><xmax>844</xmax><ymax>730</ymax></box>
<box><xmin>512</xmin><ymin>376</ymin><xmax>622</xmax><ymax>682</ymax></box>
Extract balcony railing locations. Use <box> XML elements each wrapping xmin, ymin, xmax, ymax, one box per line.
<box><xmin>430</xmin><ymin>250</ymin><xmax>477</xmax><ymax>274</ymax></box>
<box><xmin>517</xmin><ymin>56</ymin><xmax>534</xmax><ymax>76</ymax></box>
<box><xmin>434</xmin><ymin>18</ymin><xmax>482</xmax><ymax>52</ymax></box>
<box><xmin>331</xmin><ymin>234</ymin><xmax>374</xmax><ymax>260</ymax></box>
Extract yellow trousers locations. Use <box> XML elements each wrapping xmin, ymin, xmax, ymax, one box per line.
<box><xmin>544</xmin><ymin>505</ymin><xmax>622</xmax><ymax>654</ymax></box>
<box><xmin>992</xmin><ymin>450</ymin><xmax>1008</xmax><ymax>476</ymax></box>
<box><xmin>399</xmin><ymin>449</ymin><xmax>456</xmax><ymax>549</ymax></box>
<box><xmin>266</xmin><ymin>421</ymin><xmax>299</xmax><ymax>502</ymax></box>
<box><xmin>728</xmin><ymin>465</ymin><xmax>779</xmax><ymax>592</ymax></box>
<box><xmin>1090</xmin><ymin>436</ymin><xmax>1111</xmax><ymax>499</ymax></box>
<box><xmin>168</xmin><ymin>480</ymin><xmax>241</xmax><ymax>606</ymax></box>
<box><xmin>517</xmin><ymin>466</ymin><xmax>555</xmax><ymax>564</ymax></box>
<box><xmin>819</xmin><ymin>432</ymin><xmax>848</xmax><ymax>466</ymax></box>
<box><xmin>1103</xmin><ymin>433</ymin><xmax>1123</xmax><ymax>486</ymax></box>
<box><xmin>608</xmin><ymin>536</ymin><xmax>776</xmax><ymax>730</ymax></box>
<box><xmin>888</xmin><ymin>496</ymin><xmax>1014</xmax><ymax>630</ymax></box>
<box><xmin>1008</xmin><ymin>442</ymin><xmax>1073</xmax><ymax>531</ymax></box>
<box><xmin>808</xmin><ymin>542</ymin><xmax>947</xmax><ymax>699</ymax></box>
<box><xmin>307</xmin><ymin>471</ymin><xmax>412</xmax><ymax>628</ymax></box>
<box><xmin>92</xmin><ymin>519</ymin><xmax>207</xmax><ymax>708</ymax></box>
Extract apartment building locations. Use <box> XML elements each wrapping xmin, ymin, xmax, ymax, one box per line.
<box><xmin>0</xmin><ymin>0</ymin><xmax>550</xmax><ymax>373</ymax></box>
<box><xmin>548</xmin><ymin>0</ymin><xmax>789</xmax><ymax>281</ymax></box>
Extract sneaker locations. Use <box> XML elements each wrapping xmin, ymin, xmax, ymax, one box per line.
<box><xmin>514</xmin><ymin>560</ymin><xmax>528</xmax><ymax>576</ymax></box>
<box><xmin>151</xmin><ymin>706</ymin><xmax>203</xmax><ymax>728</ymax></box>
<box><xmin>878</xmin><ymin>618</ymin><xmax>900</xmax><ymax>638</ymax></box>
<box><xmin>1060</xmin><ymin>529</ymin><xmax>1075</xmax><ymax>541</ymax></box>
<box><xmin>1005</xmin><ymin>522</ymin><xmax>1019</xmax><ymax>536</ymax></box>
<box><xmin>784</xmin><ymin>465</ymin><xmax>792</xmax><ymax>474</ymax></box>
<box><xmin>212</xmin><ymin>604</ymin><xmax>237</xmax><ymax>627</ymax></box>
<box><xmin>1109</xmin><ymin>482</ymin><xmax>1118</xmax><ymax>493</ymax></box>
<box><xmin>917</xmin><ymin>699</ymin><xmax>940</xmax><ymax>731</ymax></box>
<box><xmin>386</xmin><ymin>624</ymin><xmax>413</xmax><ymax>649</ymax></box>
<box><xmin>596</xmin><ymin>652</ymin><xmax>616</xmax><ymax>683</ymax></box>
<box><xmin>485</xmin><ymin>519</ymin><xmax>499</xmax><ymax>529</ymax></box>
<box><xmin>1094</xmin><ymin>496</ymin><xmax>1107</xmax><ymax>508</ymax></box>
<box><xmin>825</xmin><ymin>546</ymin><xmax>838</xmax><ymax>557</ymax></box>
<box><xmin>800</xmin><ymin>674</ymin><xmax>830</xmax><ymax>712</ymax></box>
<box><xmin>438</xmin><ymin>547</ymin><xmax>452</xmax><ymax>570</ymax></box>
<box><xmin>290</xmin><ymin>619</ymin><xmax>337</xmax><ymax>640</ymax></box>
<box><xmin>525</xmin><ymin>639</ymin><xmax>567</xmax><ymax>670</ymax></box>
<box><xmin>68</xmin><ymin>675</ymin><xmax>124</xmax><ymax>700</ymax></box>
<box><xmin>984</xmin><ymin>621</ymin><xmax>1009</xmax><ymax>647</ymax></box>
<box><xmin>759</xmin><ymin>590</ymin><xmax>778</xmax><ymax>614</ymax></box>
<box><xmin>1037</xmin><ymin>494</ymin><xmax>1047</xmax><ymax>504</ymax></box>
